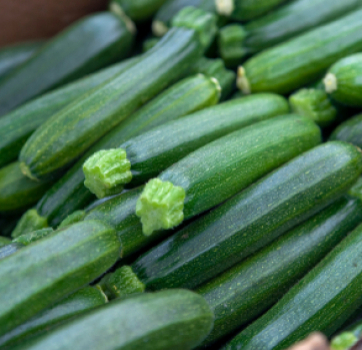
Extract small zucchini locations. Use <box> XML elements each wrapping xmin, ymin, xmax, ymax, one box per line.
<box><xmin>329</xmin><ymin>113</ymin><xmax>362</xmax><ymax>148</ymax></box>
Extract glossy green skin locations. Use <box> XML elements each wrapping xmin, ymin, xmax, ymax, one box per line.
<box><xmin>0</xmin><ymin>13</ymin><xmax>133</xmax><ymax>116</ymax></box>
<box><xmin>197</xmin><ymin>196</ymin><xmax>362</xmax><ymax>346</ymax></box>
<box><xmin>14</xmin><ymin>290</ymin><xmax>214</xmax><ymax>350</ymax></box>
<box><xmin>0</xmin><ymin>58</ymin><xmax>138</xmax><ymax>168</ymax></box>
<box><xmin>328</xmin><ymin>54</ymin><xmax>362</xmax><ymax>107</ymax></box>
<box><xmin>244</xmin><ymin>0</ymin><xmax>362</xmax><ymax>54</ymax></box>
<box><xmin>0</xmin><ymin>243</ymin><xmax>23</xmax><ymax>260</ymax></box>
<box><xmin>122</xmin><ymin>94</ymin><xmax>289</xmax><ymax>187</ymax></box>
<box><xmin>243</xmin><ymin>8</ymin><xmax>362</xmax><ymax>94</ymax></box>
<box><xmin>34</xmin><ymin>73</ymin><xmax>221</xmax><ymax>228</ymax></box>
<box><xmin>132</xmin><ymin>141</ymin><xmax>362</xmax><ymax>291</ymax></box>
<box><xmin>0</xmin><ymin>162</ymin><xmax>53</xmax><ymax>213</ymax></box>
<box><xmin>20</xmin><ymin>28</ymin><xmax>203</xmax><ymax>180</ymax></box>
<box><xmin>329</xmin><ymin>113</ymin><xmax>362</xmax><ymax>148</ymax></box>
<box><xmin>158</xmin><ymin>114</ymin><xmax>321</xmax><ymax>221</ymax></box>
<box><xmin>231</xmin><ymin>0</ymin><xmax>288</xmax><ymax>21</ymax></box>
<box><xmin>0</xmin><ymin>220</ymin><xmax>120</xmax><ymax>336</ymax></box>
<box><xmin>223</xmin><ymin>223</ymin><xmax>362</xmax><ymax>350</ymax></box>
<box><xmin>0</xmin><ymin>287</ymin><xmax>106</xmax><ymax>348</ymax></box>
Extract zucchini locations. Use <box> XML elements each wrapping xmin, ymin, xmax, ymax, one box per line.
<box><xmin>0</xmin><ymin>243</ymin><xmax>23</xmax><ymax>260</ymax></box>
<box><xmin>0</xmin><ymin>162</ymin><xmax>53</xmax><ymax>213</ymax></box>
<box><xmin>19</xmin><ymin>8</ymin><xmax>216</xmax><ymax>181</ymax></box>
<box><xmin>135</xmin><ymin>114</ymin><xmax>321</xmax><ymax>235</ymax></box>
<box><xmin>0</xmin><ymin>12</ymin><xmax>134</xmax><ymax>116</ymax></box>
<box><xmin>324</xmin><ymin>53</ymin><xmax>362</xmax><ymax>107</ymax></box>
<box><xmin>13</xmin><ymin>228</ymin><xmax>54</xmax><ymax>246</ymax></box>
<box><xmin>197</xmin><ymin>195</ymin><xmax>362</xmax><ymax>346</ymax></box>
<box><xmin>13</xmin><ymin>289</ymin><xmax>213</xmax><ymax>350</ymax></box>
<box><xmin>0</xmin><ymin>286</ymin><xmax>107</xmax><ymax>348</ymax></box>
<box><xmin>222</xmin><ymin>222</ymin><xmax>362</xmax><ymax>350</ymax></box>
<box><xmin>106</xmin><ymin>141</ymin><xmax>362</xmax><ymax>296</ymax></box>
<box><xmin>349</xmin><ymin>176</ymin><xmax>362</xmax><ymax>202</ymax></box>
<box><xmin>329</xmin><ymin>113</ymin><xmax>362</xmax><ymax>148</ymax></box>
<box><xmin>0</xmin><ymin>57</ymin><xmax>139</xmax><ymax>168</ymax></box>
<box><xmin>237</xmin><ymin>8</ymin><xmax>362</xmax><ymax>95</ymax></box>
<box><xmin>0</xmin><ymin>220</ymin><xmax>120</xmax><ymax>336</ymax></box>
<box><xmin>83</xmin><ymin>93</ymin><xmax>288</xmax><ymax>199</ymax></box>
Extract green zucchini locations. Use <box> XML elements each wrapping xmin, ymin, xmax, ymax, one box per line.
<box><xmin>142</xmin><ymin>37</ymin><xmax>161</xmax><ymax>52</ymax></box>
<box><xmin>0</xmin><ymin>236</ymin><xmax>11</xmax><ymax>248</ymax></box>
<box><xmin>0</xmin><ymin>220</ymin><xmax>120</xmax><ymax>336</ymax></box>
<box><xmin>83</xmin><ymin>93</ymin><xmax>288</xmax><ymax>199</ymax></box>
<box><xmin>222</xmin><ymin>222</ymin><xmax>362</xmax><ymax>350</ymax></box>
<box><xmin>0</xmin><ymin>286</ymin><xmax>107</xmax><ymax>348</ymax></box>
<box><xmin>329</xmin><ymin>113</ymin><xmax>362</xmax><ymax>148</ymax></box>
<box><xmin>105</xmin><ymin>141</ymin><xmax>362</xmax><ymax>297</ymax></box>
<box><xmin>349</xmin><ymin>176</ymin><xmax>362</xmax><ymax>202</ymax></box>
<box><xmin>0</xmin><ymin>162</ymin><xmax>53</xmax><ymax>213</ymax></box>
<box><xmin>0</xmin><ymin>12</ymin><xmax>134</xmax><ymax>116</ymax></box>
<box><xmin>19</xmin><ymin>8</ymin><xmax>216</xmax><ymax>181</ymax></box>
<box><xmin>0</xmin><ymin>243</ymin><xmax>23</xmax><ymax>260</ymax></box>
<box><xmin>135</xmin><ymin>114</ymin><xmax>321</xmax><ymax>236</ymax></box>
<box><xmin>0</xmin><ymin>57</ymin><xmax>139</xmax><ymax>168</ymax></box>
<box><xmin>324</xmin><ymin>53</ymin><xmax>362</xmax><ymax>107</ymax></box>
<box><xmin>197</xmin><ymin>195</ymin><xmax>362</xmax><ymax>346</ymax></box>
<box><xmin>237</xmin><ymin>8</ymin><xmax>362</xmax><ymax>95</ymax></box>
<box><xmin>13</xmin><ymin>228</ymin><xmax>54</xmax><ymax>246</ymax></box>
<box><xmin>13</xmin><ymin>289</ymin><xmax>213</xmax><ymax>350</ymax></box>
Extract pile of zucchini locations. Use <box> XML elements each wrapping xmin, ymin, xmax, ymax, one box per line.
<box><xmin>2</xmin><ymin>0</ymin><xmax>362</xmax><ymax>349</ymax></box>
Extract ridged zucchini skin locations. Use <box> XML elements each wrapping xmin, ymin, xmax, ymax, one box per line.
<box><xmin>197</xmin><ymin>196</ymin><xmax>362</xmax><ymax>346</ymax></box>
<box><xmin>0</xmin><ymin>12</ymin><xmax>134</xmax><ymax>116</ymax></box>
<box><xmin>223</xmin><ymin>222</ymin><xmax>362</xmax><ymax>350</ymax></box>
<box><xmin>0</xmin><ymin>57</ymin><xmax>138</xmax><ymax>168</ymax></box>
<box><xmin>19</xmin><ymin>19</ymin><xmax>212</xmax><ymax>181</ymax></box>
<box><xmin>324</xmin><ymin>54</ymin><xmax>362</xmax><ymax>107</ymax></box>
<box><xmin>329</xmin><ymin>113</ymin><xmax>362</xmax><ymax>148</ymax></box>
<box><xmin>136</xmin><ymin>114</ymin><xmax>321</xmax><ymax>235</ymax></box>
<box><xmin>0</xmin><ymin>287</ymin><xmax>107</xmax><ymax>348</ymax></box>
<box><xmin>130</xmin><ymin>141</ymin><xmax>362</xmax><ymax>292</ymax></box>
<box><xmin>237</xmin><ymin>8</ymin><xmax>362</xmax><ymax>95</ymax></box>
<box><xmin>0</xmin><ymin>162</ymin><xmax>53</xmax><ymax>213</ymax></box>
<box><xmin>83</xmin><ymin>94</ymin><xmax>288</xmax><ymax>197</ymax></box>
<box><xmin>13</xmin><ymin>290</ymin><xmax>214</xmax><ymax>350</ymax></box>
<box><xmin>0</xmin><ymin>220</ymin><xmax>120</xmax><ymax>336</ymax></box>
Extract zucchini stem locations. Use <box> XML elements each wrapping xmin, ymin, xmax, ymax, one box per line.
<box><xmin>323</xmin><ymin>73</ymin><xmax>338</xmax><ymax>94</ymax></box>
<box><xmin>109</xmin><ymin>2</ymin><xmax>137</xmax><ymax>35</ymax></box>
<box><xmin>11</xmin><ymin>209</ymin><xmax>48</xmax><ymax>238</ymax></box>
<box><xmin>216</xmin><ymin>0</ymin><xmax>234</xmax><ymax>16</ymax></box>
<box><xmin>237</xmin><ymin>66</ymin><xmax>251</xmax><ymax>94</ymax></box>
<box><xmin>152</xmin><ymin>20</ymin><xmax>169</xmax><ymax>37</ymax></box>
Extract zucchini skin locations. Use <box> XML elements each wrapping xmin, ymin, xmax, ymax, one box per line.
<box><xmin>329</xmin><ymin>113</ymin><xmax>362</xmax><ymax>148</ymax></box>
<box><xmin>13</xmin><ymin>290</ymin><xmax>214</xmax><ymax>350</ymax></box>
<box><xmin>0</xmin><ymin>13</ymin><xmax>134</xmax><ymax>116</ymax></box>
<box><xmin>0</xmin><ymin>243</ymin><xmax>23</xmax><ymax>260</ymax></box>
<box><xmin>0</xmin><ymin>287</ymin><xmax>107</xmax><ymax>348</ymax></box>
<box><xmin>132</xmin><ymin>141</ymin><xmax>362</xmax><ymax>291</ymax></box>
<box><xmin>0</xmin><ymin>220</ymin><xmax>120</xmax><ymax>336</ymax></box>
<box><xmin>223</xmin><ymin>222</ymin><xmax>362</xmax><ymax>350</ymax></box>
<box><xmin>0</xmin><ymin>57</ymin><xmax>138</xmax><ymax>168</ymax></box>
<box><xmin>197</xmin><ymin>195</ymin><xmax>362</xmax><ymax>346</ymax></box>
<box><xmin>239</xmin><ymin>8</ymin><xmax>362</xmax><ymax>95</ymax></box>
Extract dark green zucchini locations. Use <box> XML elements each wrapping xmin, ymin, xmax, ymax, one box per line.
<box><xmin>329</xmin><ymin>113</ymin><xmax>362</xmax><ymax>148</ymax></box>
<box><xmin>197</xmin><ymin>195</ymin><xmax>362</xmax><ymax>346</ymax></box>
<box><xmin>0</xmin><ymin>57</ymin><xmax>139</xmax><ymax>168</ymax></box>
<box><xmin>0</xmin><ymin>286</ymin><xmax>107</xmax><ymax>348</ymax></box>
<box><xmin>222</xmin><ymin>222</ymin><xmax>362</xmax><ymax>350</ymax></box>
<box><xmin>13</xmin><ymin>228</ymin><xmax>54</xmax><ymax>246</ymax></box>
<box><xmin>135</xmin><ymin>115</ymin><xmax>321</xmax><ymax>236</ymax></box>
<box><xmin>237</xmin><ymin>8</ymin><xmax>362</xmax><ymax>95</ymax></box>
<box><xmin>324</xmin><ymin>53</ymin><xmax>362</xmax><ymax>107</ymax></box>
<box><xmin>0</xmin><ymin>12</ymin><xmax>134</xmax><ymax>116</ymax></box>
<box><xmin>83</xmin><ymin>94</ymin><xmax>288</xmax><ymax>198</ymax></box>
<box><xmin>0</xmin><ymin>220</ymin><xmax>120</xmax><ymax>336</ymax></box>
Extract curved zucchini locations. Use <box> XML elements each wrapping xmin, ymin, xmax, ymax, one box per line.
<box><xmin>135</xmin><ymin>114</ymin><xmax>321</xmax><ymax>235</ymax></box>
<box><xmin>222</xmin><ymin>222</ymin><xmax>362</xmax><ymax>350</ymax></box>
<box><xmin>329</xmin><ymin>113</ymin><xmax>362</xmax><ymax>148</ymax></box>
<box><xmin>237</xmin><ymin>8</ymin><xmax>362</xmax><ymax>95</ymax></box>
<box><xmin>324</xmin><ymin>53</ymin><xmax>362</xmax><ymax>107</ymax></box>
<box><xmin>0</xmin><ymin>57</ymin><xmax>139</xmax><ymax>168</ymax></box>
<box><xmin>198</xmin><ymin>195</ymin><xmax>362</xmax><ymax>346</ymax></box>
<box><xmin>0</xmin><ymin>12</ymin><xmax>134</xmax><ymax>116</ymax></box>
<box><xmin>0</xmin><ymin>287</ymin><xmax>107</xmax><ymax>348</ymax></box>
<box><xmin>83</xmin><ymin>94</ymin><xmax>288</xmax><ymax>198</ymax></box>
<box><xmin>0</xmin><ymin>220</ymin><xmax>120</xmax><ymax>336</ymax></box>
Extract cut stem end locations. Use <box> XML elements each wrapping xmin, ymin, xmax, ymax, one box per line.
<box><xmin>216</xmin><ymin>0</ymin><xmax>234</xmax><ymax>16</ymax></box>
<box><xmin>237</xmin><ymin>66</ymin><xmax>251</xmax><ymax>94</ymax></box>
<box><xmin>323</xmin><ymin>73</ymin><xmax>338</xmax><ymax>94</ymax></box>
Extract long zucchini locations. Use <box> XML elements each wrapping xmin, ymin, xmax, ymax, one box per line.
<box><xmin>197</xmin><ymin>195</ymin><xmax>362</xmax><ymax>346</ymax></box>
<box><xmin>329</xmin><ymin>113</ymin><xmax>362</xmax><ymax>148</ymax></box>
<box><xmin>0</xmin><ymin>12</ymin><xmax>134</xmax><ymax>116</ymax></box>
<box><xmin>0</xmin><ymin>220</ymin><xmax>120</xmax><ymax>336</ymax></box>
<box><xmin>83</xmin><ymin>94</ymin><xmax>289</xmax><ymax>198</ymax></box>
<box><xmin>12</xmin><ymin>290</ymin><xmax>213</xmax><ymax>350</ymax></box>
<box><xmin>135</xmin><ymin>114</ymin><xmax>321</xmax><ymax>235</ymax></box>
<box><xmin>237</xmin><ymin>8</ymin><xmax>362</xmax><ymax>95</ymax></box>
<box><xmin>222</xmin><ymin>222</ymin><xmax>362</xmax><ymax>350</ymax></box>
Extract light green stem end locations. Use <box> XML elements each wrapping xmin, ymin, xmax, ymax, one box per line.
<box><xmin>323</xmin><ymin>72</ymin><xmax>338</xmax><ymax>94</ymax></box>
<box><xmin>19</xmin><ymin>162</ymin><xmax>38</xmax><ymax>181</ymax></box>
<box><xmin>11</xmin><ymin>209</ymin><xmax>48</xmax><ymax>238</ymax></box>
<box><xmin>13</xmin><ymin>227</ymin><xmax>54</xmax><ymax>246</ymax></box>
<box><xmin>216</xmin><ymin>0</ymin><xmax>234</xmax><ymax>16</ymax></box>
<box><xmin>136</xmin><ymin>178</ymin><xmax>185</xmax><ymax>236</ymax></box>
<box><xmin>330</xmin><ymin>332</ymin><xmax>358</xmax><ymax>350</ymax></box>
<box><xmin>237</xmin><ymin>66</ymin><xmax>251</xmax><ymax>94</ymax></box>
<box><xmin>152</xmin><ymin>20</ymin><xmax>169</xmax><ymax>37</ymax></box>
<box><xmin>109</xmin><ymin>1</ymin><xmax>137</xmax><ymax>35</ymax></box>
<box><xmin>106</xmin><ymin>266</ymin><xmax>145</xmax><ymax>299</ymax></box>
<box><xmin>58</xmin><ymin>210</ymin><xmax>86</xmax><ymax>229</ymax></box>
<box><xmin>83</xmin><ymin>149</ymin><xmax>132</xmax><ymax>199</ymax></box>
